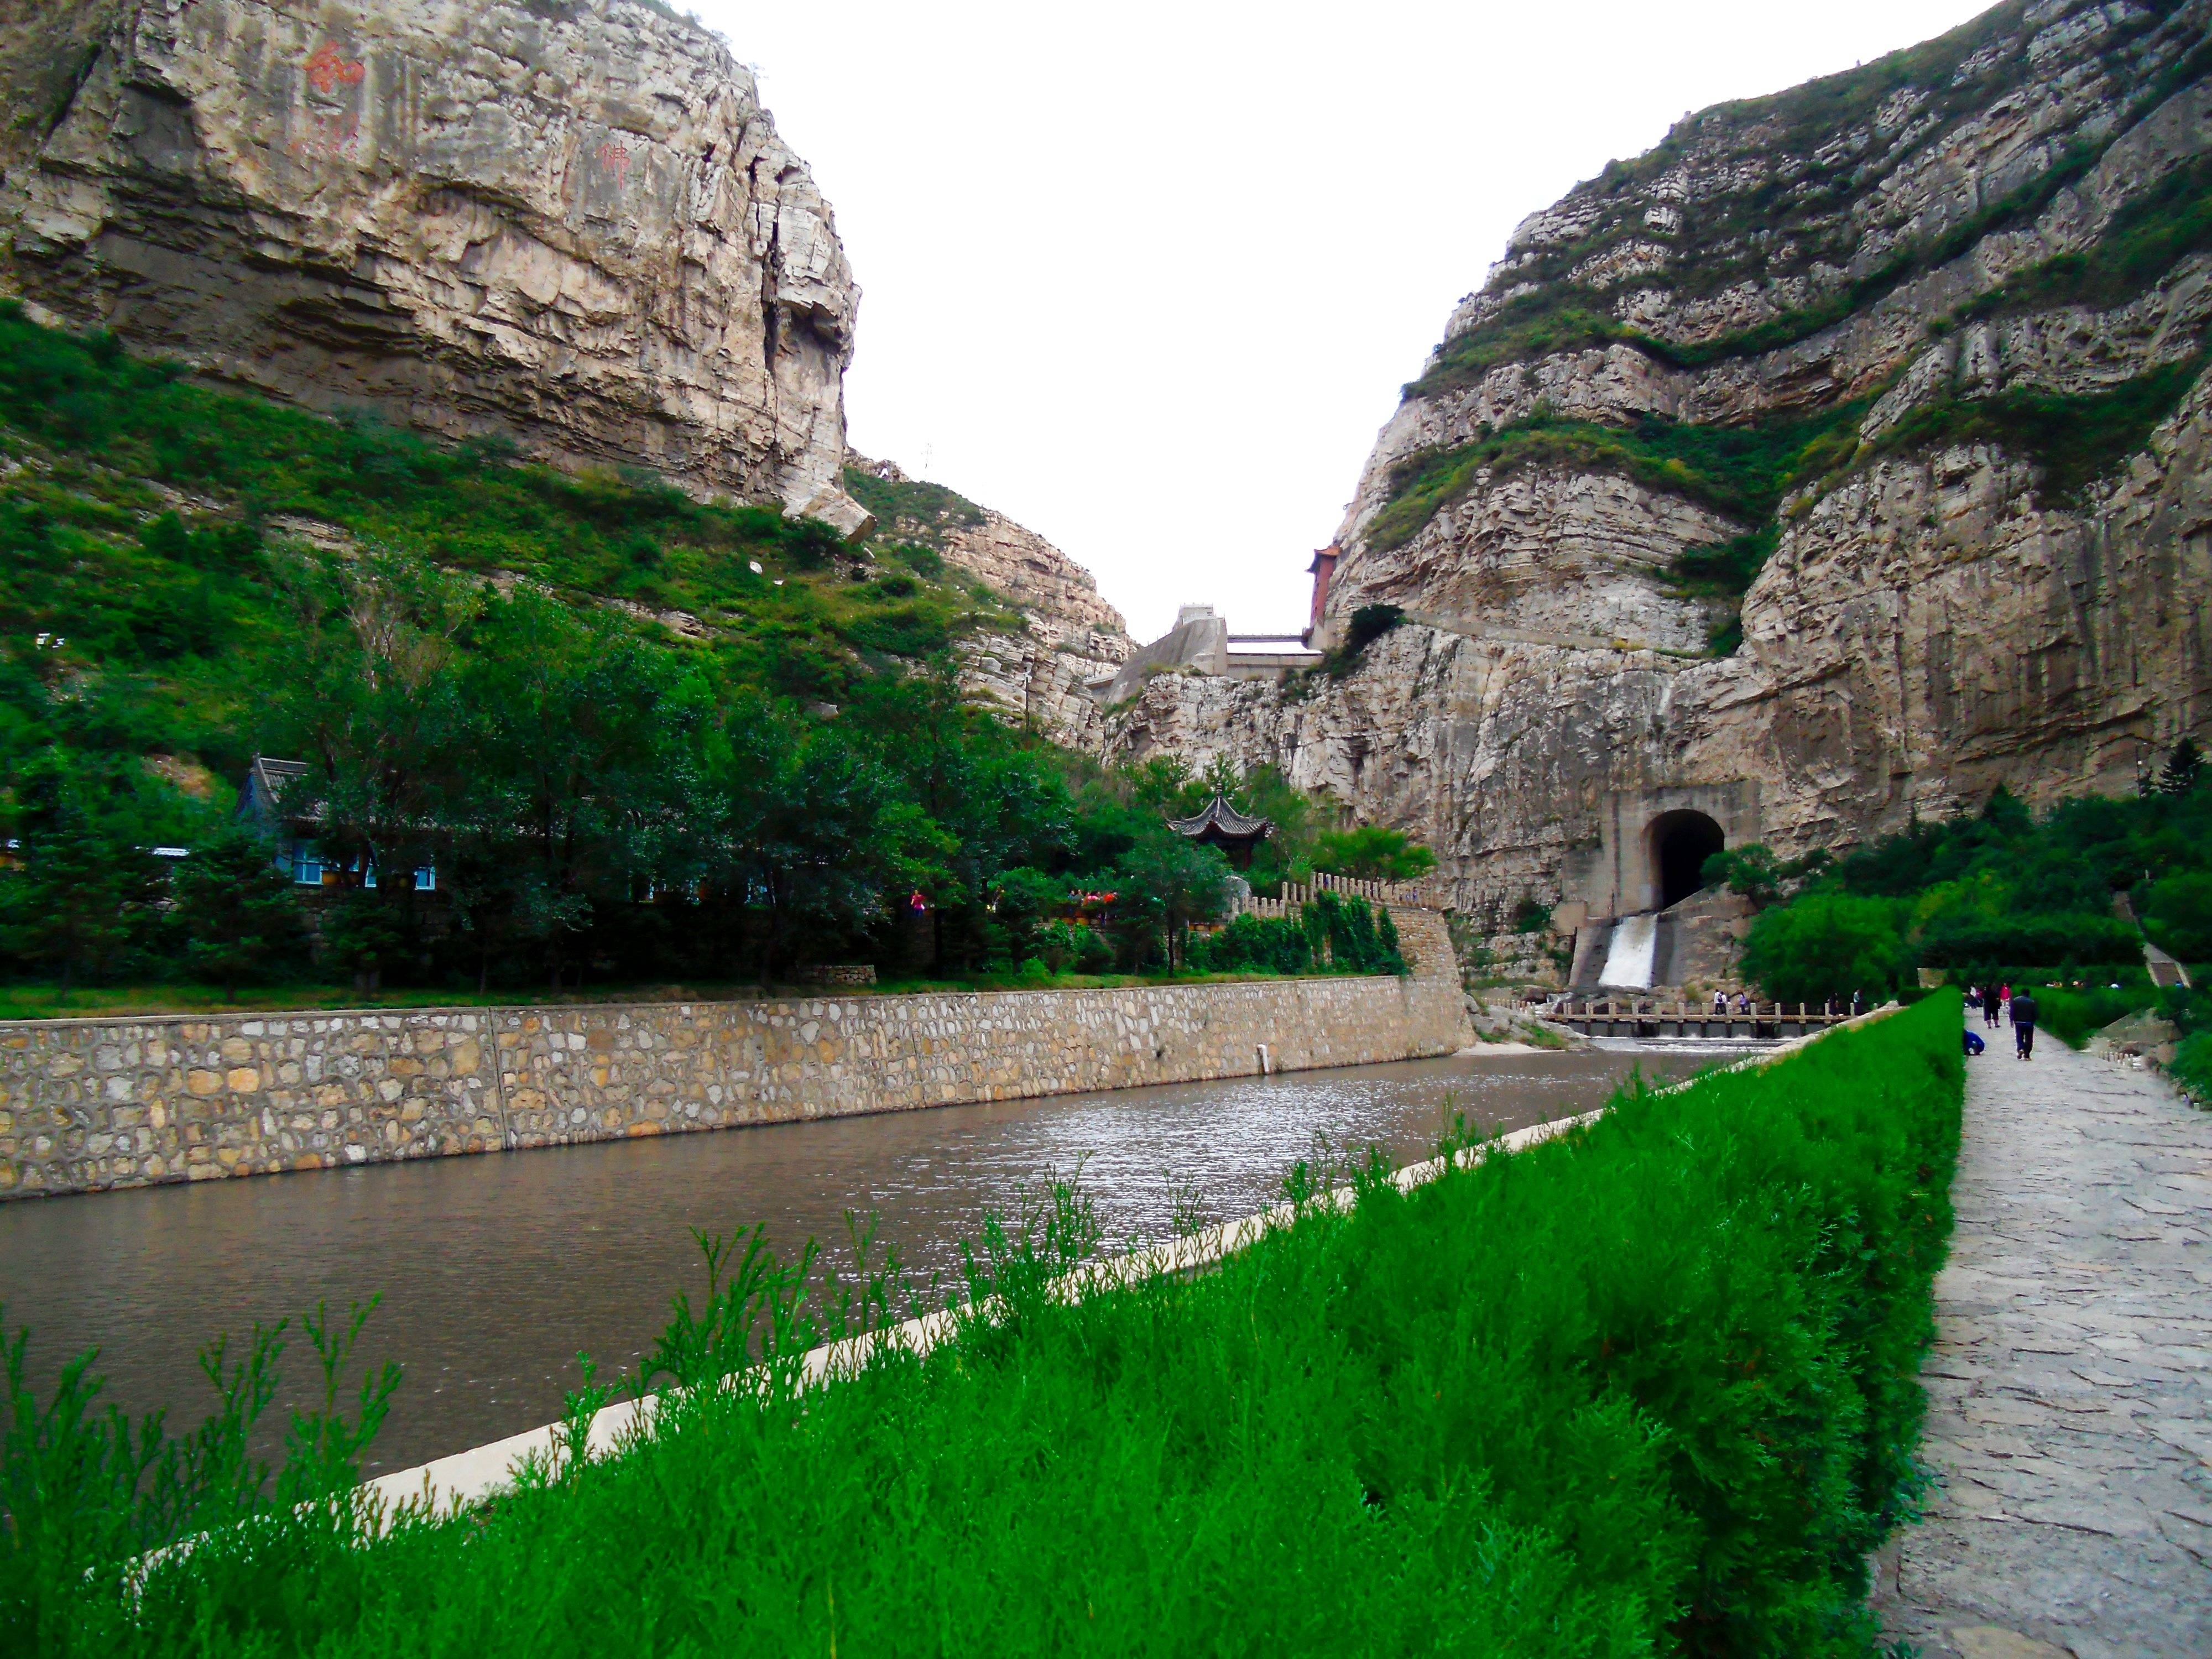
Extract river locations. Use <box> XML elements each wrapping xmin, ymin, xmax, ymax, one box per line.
<box><xmin>0</xmin><ymin>1045</ymin><xmax>1709</xmax><ymax>1474</ymax></box>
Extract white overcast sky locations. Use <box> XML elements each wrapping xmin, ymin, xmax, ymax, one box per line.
<box><xmin>693</xmin><ymin>1</ymin><xmax>1994</xmax><ymax>641</ymax></box>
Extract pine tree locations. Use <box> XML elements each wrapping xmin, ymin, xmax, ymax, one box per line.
<box><xmin>173</xmin><ymin>828</ymin><xmax>305</xmax><ymax>999</ymax></box>
<box><xmin>2158</xmin><ymin>737</ymin><xmax>2203</xmax><ymax>797</ymax></box>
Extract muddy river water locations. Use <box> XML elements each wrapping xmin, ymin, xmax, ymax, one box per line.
<box><xmin>0</xmin><ymin>1044</ymin><xmax>1716</xmax><ymax>1474</ymax></box>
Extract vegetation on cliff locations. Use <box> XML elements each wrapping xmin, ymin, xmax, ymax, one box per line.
<box><xmin>1406</xmin><ymin>5</ymin><xmax>2209</xmax><ymax>399</ymax></box>
<box><xmin>3</xmin><ymin>999</ymin><xmax>1962</xmax><ymax>1657</ymax></box>
<box><xmin>1368</xmin><ymin>404</ymin><xmax>1863</xmax><ymax>554</ymax></box>
<box><xmin>0</xmin><ymin>307</ymin><xmax>1369</xmax><ymax>997</ymax></box>
<box><xmin>1370</xmin><ymin>343</ymin><xmax>2206</xmax><ymax>643</ymax></box>
<box><xmin>1363</xmin><ymin>2</ymin><xmax>2212</xmax><ymax>659</ymax></box>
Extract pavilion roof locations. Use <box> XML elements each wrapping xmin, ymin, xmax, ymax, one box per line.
<box><xmin>1167</xmin><ymin>792</ymin><xmax>1272</xmax><ymax>841</ymax></box>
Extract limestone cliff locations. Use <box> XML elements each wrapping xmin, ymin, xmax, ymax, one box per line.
<box><xmin>841</xmin><ymin>457</ymin><xmax>1129</xmax><ymax>745</ymax></box>
<box><xmin>1113</xmin><ymin>0</ymin><xmax>2212</xmax><ymax>946</ymax></box>
<box><xmin>0</xmin><ymin>0</ymin><xmax>865</xmax><ymax>526</ymax></box>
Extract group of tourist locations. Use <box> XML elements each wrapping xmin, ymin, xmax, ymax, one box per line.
<box><xmin>1965</xmin><ymin>980</ymin><xmax>2039</xmax><ymax>1060</ymax></box>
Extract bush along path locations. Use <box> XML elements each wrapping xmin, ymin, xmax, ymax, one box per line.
<box><xmin>1870</xmin><ymin>1015</ymin><xmax>2212</xmax><ymax>1657</ymax></box>
<box><xmin>5</xmin><ymin>999</ymin><xmax>1963</xmax><ymax>1656</ymax></box>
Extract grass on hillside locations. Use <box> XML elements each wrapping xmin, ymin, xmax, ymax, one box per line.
<box><xmin>1367</xmin><ymin>403</ymin><xmax>1864</xmax><ymax>554</ymax></box>
<box><xmin>2</xmin><ymin>997</ymin><xmax>1965</xmax><ymax>1656</ymax></box>
<box><xmin>1872</xmin><ymin>350</ymin><xmax>2210</xmax><ymax>504</ymax></box>
<box><xmin>1961</xmin><ymin>150</ymin><xmax>2212</xmax><ymax>322</ymax></box>
<box><xmin>1370</xmin><ymin>343</ymin><xmax>2205</xmax><ymax>640</ymax></box>
<box><xmin>0</xmin><ymin>303</ymin><xmax>1022</xmax><ymax>758</ymax></box>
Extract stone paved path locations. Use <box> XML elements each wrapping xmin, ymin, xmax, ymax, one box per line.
<box><xmin>1871</xmin><ymin>1026</ymin><xmax>2212</xmax><ymax>1658</ymax></box>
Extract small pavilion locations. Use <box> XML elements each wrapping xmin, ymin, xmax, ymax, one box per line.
<box><xmin>1167</xmin><ymin>793</ymin><xmax>1273</xmax><ymax>869</ymax></box>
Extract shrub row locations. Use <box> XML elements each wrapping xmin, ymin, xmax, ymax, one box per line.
<box><xmin>6</xmin><ymin>997</ymin><xmax>1964</xmax><ymax>1656</ymax></box>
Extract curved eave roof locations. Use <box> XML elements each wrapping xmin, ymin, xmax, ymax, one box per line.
<box><xmin>1167</xmin><ymin>793</ymin><xmax>1272</xmax><ymax>840</ymax></box>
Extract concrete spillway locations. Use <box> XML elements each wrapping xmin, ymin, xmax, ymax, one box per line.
<box><xmin>1598</xmin><ymin>913</ymin><xmax>1658</xmax><ymax>989</ymax></box>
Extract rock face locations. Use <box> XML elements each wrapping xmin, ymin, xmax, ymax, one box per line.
<box><xmin>0</xmin><ymin>0</ymin><xmax>865</xmax><ymax>524</ymax></box>
<box><xmin>841</xmin><ymin>457</ymin><xmax>1130</xmax><ymax>743</ymax></box>
<box><xmin>1113</xmin><ymin>0</ymin><xmax>2212</xmax><ymax>946</ymax></box>
<box><xmin>847</xmin><ymin>457</ymin><xmax>1127</xmax><ymax>638</ymax></box>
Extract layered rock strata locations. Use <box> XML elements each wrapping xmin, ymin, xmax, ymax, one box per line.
<box><xmin>0</xmin><ymin>0</ymin><xmax>865</xmax><ymax>524</ymax></box>
<box><xmin>1113</xmin><ymin>0</ymin><xmax>2212</xmax><ymax>941</ymax></box>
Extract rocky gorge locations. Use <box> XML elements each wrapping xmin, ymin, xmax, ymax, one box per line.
<box><xmin>1</xmin><ymin>0</ymin><xmax>868</xmax><ymax>526</ymax></box>
<box><xmin>1105</xmin><ymin>0</ymin><xmax>2212</xmax><ymax>972</ymax></box>
<box><xmin>0</xmin><ymin>0</ymin><xmax>1129</xmax><ymax>692</ymax></box>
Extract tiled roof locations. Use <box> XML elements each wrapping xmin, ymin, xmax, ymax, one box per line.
<box><xmin>1167</xmin><ymin>792</ymin><xmax>1272</xmax><ymax>841</ymax></box>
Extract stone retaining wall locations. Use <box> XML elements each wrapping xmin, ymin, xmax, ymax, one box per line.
<box><xmin>1</xmin><ymin>910</ymin><xmax>1470</xmax><ymax>1198</ymax></box>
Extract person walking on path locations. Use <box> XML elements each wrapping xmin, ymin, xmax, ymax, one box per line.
<box><xmin>2000</xmin><ymin>982</ymin><xmax>2012</xmax><ymax>1025</ymax></box>
<box><xmin>1873</xmin><ymin>1013</ymin><xmax>2212</xmax><ymax>1655</ymax></box>
<box><xmin>2010</xmin><ymin>988</ymin><xmax>2038</xmax><ymax>1058</ymax></box>
<box><xmin>1980</xmin><ymin>982</ymin><xmax>2001</xmax><ymax>1027</ymax></box>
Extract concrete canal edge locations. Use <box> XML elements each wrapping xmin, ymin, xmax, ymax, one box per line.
<box><xmin>361</xmin><ymin>1001</ymin><xmax>1911</xmax><ymax>1525</ymax></box>
<box><xmin>1</xmin><ymin>910</ymin><xmax>1471</xmax><ymax>1199</ymax></box>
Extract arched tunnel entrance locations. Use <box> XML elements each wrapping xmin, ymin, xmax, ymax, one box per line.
<box><xmin>1650</xmin><ymin>810</ymin><xmax>1725</xmax><ymax>910</ymax></box>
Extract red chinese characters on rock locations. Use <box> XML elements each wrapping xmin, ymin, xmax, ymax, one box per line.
<box><xmin>292</xmin><ymin>44</ymin><xmax>366</xmax><ymax>159</ymax></box>
<box><xmin>303</xmin><ymin>43</ymin><xmax>366</xmax><ymax>97</ymax></box>
<box><xmin>596</xmin><ymin>141</ymin><xmax>632</xmax><ymax>186</ymax></box>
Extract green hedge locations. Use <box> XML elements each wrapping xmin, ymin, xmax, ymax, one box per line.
<box><xmin>9</xmin><ymin>998</ymin><xmax>1963</xmax><ymax>1656</ymax></box>
<box><xmin>1186</xmin><ymin>891</ymin><xmax>1405</xmax><ymax>977</ymax></box>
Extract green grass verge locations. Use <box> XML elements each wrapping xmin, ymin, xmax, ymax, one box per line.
<box><xmin>2025</xmin><ymin>981</ymin><xmax>2162</xmax><ymax>1050</ymax></box>
<box><xmin>6</xmin><ymin>997</ymin><xmax>1964</xmax><ymax>1655</ymax></box>
<box><xmin>2173</xmin><ymin>1030</ymin><xmax>2212</xmax><ymax>1104</ymax></box>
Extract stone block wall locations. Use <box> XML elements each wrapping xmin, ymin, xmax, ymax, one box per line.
<box><xmin>1</xmin><ymin>911</ymin><xmax>1470</xmax><ymax>1198</ymax></box>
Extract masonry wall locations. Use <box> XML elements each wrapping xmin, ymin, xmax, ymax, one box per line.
<box><xmin>0</xmin><ymin>910</ymin><xmax>1471</xmax><ymax>1198</ymax></box>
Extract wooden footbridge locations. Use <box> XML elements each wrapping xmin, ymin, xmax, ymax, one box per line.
<box><xmin>1544</xmin><ymin>997</ymin><xmax>1861</xmax><ymax>1040</ymax></box>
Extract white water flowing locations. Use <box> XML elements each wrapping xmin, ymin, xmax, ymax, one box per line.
<box><xmin>1598</xmin><ymin>912</ymin><xmax>1658</xmax><ymax>988</ymax></box>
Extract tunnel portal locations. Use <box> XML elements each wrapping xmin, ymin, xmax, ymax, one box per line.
<box><xmin>1650</xmin><ymin>810</ymin><xmax>1725</xmax><ymax>911</ymax></box>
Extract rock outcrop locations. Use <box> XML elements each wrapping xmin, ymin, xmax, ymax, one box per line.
<box><xmin>1113</xmin><ymin>0</ymin><xmax>2212</xmax><ymax>945</ymax></box>
<box><xmin>0</xmin><ymin>0</ymin><xmax>865</xmax><ymax>525</ymax></box>
<box><xmin>846</xmin><ymin>457</ymin><xmax>1127</xmax><ymax>638</ymax></box>
<box><xmin>841</xmin><ymin>457</ymin><xmax>1130</xmax><ymax>743</ymax></box>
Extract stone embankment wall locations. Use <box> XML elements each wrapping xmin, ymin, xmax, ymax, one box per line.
<box><xmin>1</xmin><ymin>910</ymin><xmax>1469</xmax><ymax>1198</ymax></box>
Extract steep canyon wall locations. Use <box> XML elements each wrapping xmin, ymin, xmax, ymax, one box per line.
<box><xmin>0</xmin><ymin>0</ymin><xmax>865</xmax><ymax>525</ymax></box>
<box><xmin>1112</xmin><ymin>0</ymin><xmax>2212</xmax><ymax>931</ymax></box>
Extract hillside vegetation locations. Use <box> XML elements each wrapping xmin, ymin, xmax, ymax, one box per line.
<box><xmin>1716</xmin><ymin>751</ymin><xmax>2211</xmax><ymax>1031</ymax></box>
<box><xmin>0</xmin><ymin>308</ymin><xmax>1369</xmax><ymax>998</ymax></box>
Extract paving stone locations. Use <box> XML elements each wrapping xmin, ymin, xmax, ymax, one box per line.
<box><xmin>1871</xmin><ymin>1033</ymin><xmax>2212</xmax><ymax>1657</ymax></box>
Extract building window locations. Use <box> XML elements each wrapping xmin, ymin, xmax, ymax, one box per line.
<box><xmin>290</xmin><ymin>841</ymin><xmax>324</xmax><ymax>886</ymax></box>
<box><xmin>414</xmin><ymin>864</ymin><xmax>436</xmax><ymax>893</ymax></box>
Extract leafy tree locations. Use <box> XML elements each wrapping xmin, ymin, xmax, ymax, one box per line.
<box><xmin>1739</xmin><ymin>892</ymin><xmax>1911</xmax><ymax>1003</ymax></box>
<box><xmin>173</xmin><ymin>829</ymin><xmax>305</xmax><ymax>998</ymax></box>
<box><xmin>2144</xmin><ymin>870</ymin><xmax>2212</xmax><ymax>962</ymax></box>
<box><xmin>1700</xmin><ymin>843</ymin><xmax>1829</xmax><ymax>910</ymax></box>
<box><xmin>1311</xmin><ymin>824</ymin><xmax>1437</xmax><ymax>883</ymax></box>
<box><xmin>320</xmin><ymin>893</ymin><xmax>408</xmax><ymax>994</ymax></box>
<box><xmin>1113</xmin><ymin>832</ymin><xmax>1232</xmax><ymax>971</ymax></box>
